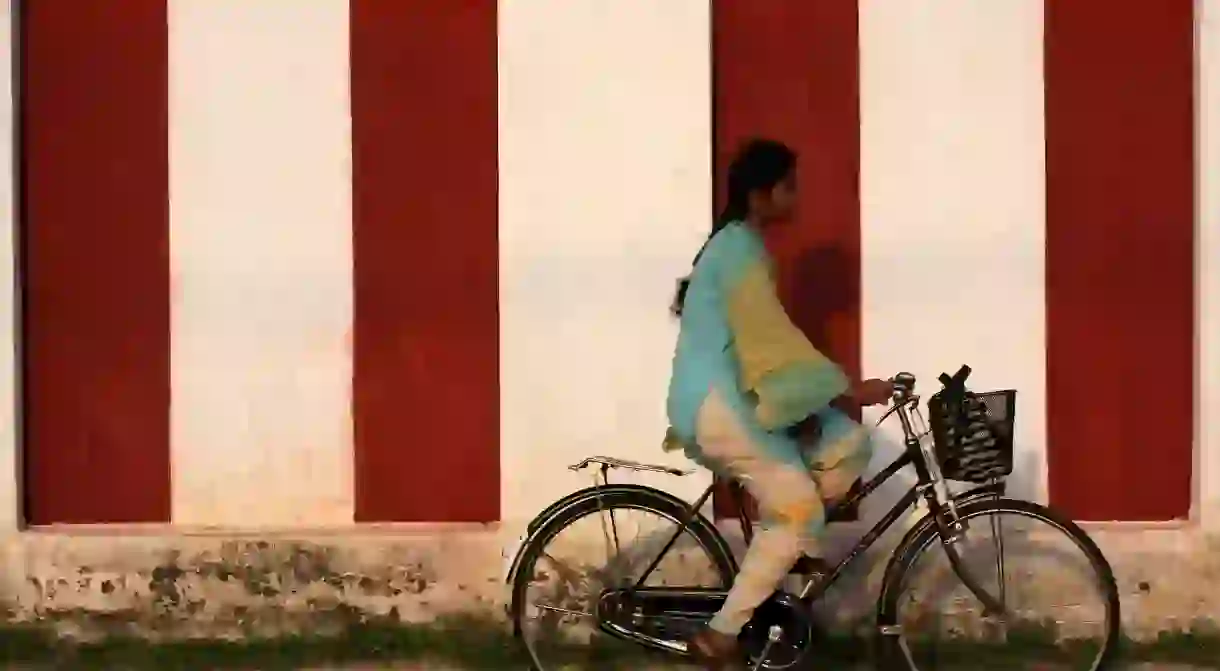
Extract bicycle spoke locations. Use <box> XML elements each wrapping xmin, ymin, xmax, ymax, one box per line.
<box><xmin>534</xmin><ymin>603</ymin><xmax>595</xmax><ymax>618</ymax></box>
<box><xmin>513</xmin><ymin>499</ymin><xmax>734</xmax><ymax>670</ymax></box>
<box><xmin>893</xmin><ymin>504</ymin><xmax>1116</xmax><ymax>670</ymax></box>
<box><xmin>607</xmin><ymin>506</ymin><xmax>622</xmax><ymax>559</ymax></box>
<box><xmin>990</xmin><ymin>505</ymin><xmax>1008</xmax><ymax>610</ymax></box>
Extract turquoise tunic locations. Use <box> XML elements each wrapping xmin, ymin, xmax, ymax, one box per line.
<box><xmin>665</xmin><ymin>222</ymin><xmax>852</xmax><ymax>469</ymax></box>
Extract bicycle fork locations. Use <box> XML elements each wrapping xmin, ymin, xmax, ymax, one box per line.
<box><xmin>896</xmin><ymin>397</ymin><xmax>1009</xmax><ymax>619</ymax></box>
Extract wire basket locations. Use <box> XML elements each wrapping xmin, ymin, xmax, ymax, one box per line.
<box><xmin>927</xmin><ymin>388</ymin><xmax>1016</xmax><ymax>483</ymax></box>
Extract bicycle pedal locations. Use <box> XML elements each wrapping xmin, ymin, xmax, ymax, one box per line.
<box><xmin>750</xmin><ymin>625</ymin><xmax>784</xmax><ymax>671</ymax></box>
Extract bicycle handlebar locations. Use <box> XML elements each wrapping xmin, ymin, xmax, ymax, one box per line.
<box><xmin>888</xmin><ymin>364</ymin><xmax>972</xmax><ymax>403</ymax></box>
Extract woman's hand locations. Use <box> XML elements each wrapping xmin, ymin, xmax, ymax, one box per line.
<box><xmin>832</xmin><ymin>378</ymin><xmax>894</xmax><ymax>412</ymax></box>
<box><xmin>853</xmin><ymin>378</ymin><xmax>895</xmax><ymax>406</ymax></box>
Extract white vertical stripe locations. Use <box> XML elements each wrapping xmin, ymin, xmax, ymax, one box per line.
<box><xmin>1198</xmin><ymin>0</ymin><xmax>1220</xmax><ymax>530</ymax></box>
<box><xmin>498</xmin><ymin>1</ymin><xmax>713</xmax><ymax>523</ymax></box>
<box><xmin>859</xmin><ymin>1</ymin><xmax>1047</xmax><ymax>501</ymax></box>
<box><xmin>169</xmin><ymin>1</ymin><xmax>353</xmax><ymax>527</ymax></box>
<box><xmin>0</xmin><ymin>0</ymin><xmax>17</xmax><ymax>532</ymax></box>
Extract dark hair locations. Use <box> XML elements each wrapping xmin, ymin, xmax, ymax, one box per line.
<box><xmin>671</xmin><ymin>138</ymin><xmax>797</xmax><ymax>316</ymax></box>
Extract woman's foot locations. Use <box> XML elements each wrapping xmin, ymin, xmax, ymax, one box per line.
<box><xmin>689</xmin><ymin>626</ymin><xmax>743</xmax><ymax>669</ymax></box>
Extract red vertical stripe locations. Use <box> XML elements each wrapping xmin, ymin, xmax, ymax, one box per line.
<box><xmin>350</xmin><ymin>1</ymin><xmax>500</xmax><ymax>522</ymax></box>
<box><xmin>711</xmin><ymin>0</ymin><xmax>862</xmax><ymax>519</ymax></box>
<box><xmin>1045</xmin><ymin>1</ymin><xmax>1195</xmax><ymax>520</ymax></box>
<box><xmin>21</xmin><ymin>1</ymin><xmax>171</xmax><ymax>524</ymax></box>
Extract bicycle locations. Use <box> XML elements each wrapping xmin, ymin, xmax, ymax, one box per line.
<box><xmin>506</xmin><ymin>366</ymin><xmax>1121</xmax><ymax>670</ymax></box>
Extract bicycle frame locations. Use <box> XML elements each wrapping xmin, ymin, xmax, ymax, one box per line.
<box><xmin>628</xmin><ymin>391</ymin><xmax>1007</xmax><ymax>613</ymax></box>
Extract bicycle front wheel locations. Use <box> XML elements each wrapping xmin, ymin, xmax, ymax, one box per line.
<box><xmin>877</xmin><ymin>497</ymin><xmax>1121</xmax><ymax>671</ymax></box>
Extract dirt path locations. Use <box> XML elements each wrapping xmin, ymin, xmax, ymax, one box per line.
<box><xmin>307</xmin><ymin>664</ymin><xmax>1215</xmax><ymax>670</ymax></box>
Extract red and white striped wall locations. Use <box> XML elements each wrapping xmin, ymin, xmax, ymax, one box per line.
<box><xmin>0</xmin><ymin>0</ymin><xmax>1215</xmax><ymax>531</ymax></box>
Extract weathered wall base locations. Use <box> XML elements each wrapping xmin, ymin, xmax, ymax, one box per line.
<box><xmin>0</xmin><ymin>528</ymin><xmax>507</xmax><ymax>641</ymax></box>
<box><xmin>0</xmin><ymin>523</ymin><xmax>1214</xmax><ymax>642</ymax></box>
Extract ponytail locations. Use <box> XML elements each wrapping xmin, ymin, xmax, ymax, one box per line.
<box><xmin>670</xmin><ymin>201</ymin><xmax>745</xmax><ymax>316</ymax></box>
<box><xmin>671</xmin><ymin>138</ymin><xmax>796</xmax><ymax>317</ymax></box>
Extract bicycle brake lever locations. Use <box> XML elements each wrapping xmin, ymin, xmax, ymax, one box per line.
<box><xmin>875</xmin><ymin>402</ymin><xmax>903</xmax><ymax>427</ymax></box>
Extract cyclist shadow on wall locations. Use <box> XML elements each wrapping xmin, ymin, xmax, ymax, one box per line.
<box><xmin>774</xmin><ymin>242</ymin><xmax>1050</xmax><ymax>632</ymax></box>
<box><xmin>775</xmin><ymin>243</ymin><xmax>855</xmax><ymax>354</ymax></box>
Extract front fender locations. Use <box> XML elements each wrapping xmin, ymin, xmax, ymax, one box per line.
<box><xmin>949</xmin><ymin>481</ymin><xmax>1007</xmax><ymax>508</ymax></box>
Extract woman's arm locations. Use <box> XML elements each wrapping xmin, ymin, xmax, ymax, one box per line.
<box><xmin>830</xmin><ymin>379</ymin><xmax>896</xmax><ymax>413</ymax></box>
<box><xmin>723</xmin><ymin>253</ymin><xmax>850</xmax><ymax>431</ymax></box>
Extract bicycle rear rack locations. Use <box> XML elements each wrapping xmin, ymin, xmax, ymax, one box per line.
<box><xmin>569</xmin><ymin>455</ymin><xmax>694</xmax><ymax>477</ymax></box>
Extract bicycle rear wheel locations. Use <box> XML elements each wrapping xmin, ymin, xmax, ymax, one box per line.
<box><xmin>877</xmin><ymin>497</ymin><xmax>1121</xmax><ymax>671</ymax></box>
<box><xmin>509</xmin><ymin>486</ymin><xmax>736</xmax><ymax>670</ymax></box>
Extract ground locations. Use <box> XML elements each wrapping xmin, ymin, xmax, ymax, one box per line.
<box><xmin>307</xmin><ymin>666</ymin><xmax>1213</xmax><ymax>670</ymax></box>
<box><xmin>0</xmin><ymin>616</ymin><xmax>1209</xmax><ymax>670</ymax></box>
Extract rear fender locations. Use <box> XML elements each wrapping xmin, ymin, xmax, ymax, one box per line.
<box><xmin>504</xmin><ymin>484</ymin><xmax>711</xmax><ymax>585</ymax></box>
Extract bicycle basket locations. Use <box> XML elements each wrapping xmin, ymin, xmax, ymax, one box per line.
<box><xmin>927</xmin><ymin>388</ymin><xmax>1016</xmax><ymax>483</ymax></box>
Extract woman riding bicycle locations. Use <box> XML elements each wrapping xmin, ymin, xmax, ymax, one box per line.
<box><xmin>664</xmin><ymin>138</ymin><xmax>893</xmax><ymax>668</ymax></box>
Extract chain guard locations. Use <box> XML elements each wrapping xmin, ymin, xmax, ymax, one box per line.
<box><xmin>595</xmin><ymin>587</ymin><xmax>814</xmax><ymax>669</ymax></box>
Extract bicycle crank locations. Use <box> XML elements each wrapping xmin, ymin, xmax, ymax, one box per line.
<box><xmin>751</xmin><ymin>625</ymin><xmax>784</xmax><ymax>671</ymax></box>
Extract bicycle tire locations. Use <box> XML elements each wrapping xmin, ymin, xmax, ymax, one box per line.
<box><xmin>876</xmin><ymin>497</ymin><xmax>1121</xmax><ymax>671</ymax></box>
<box><xmin>509</xmin><ymin>485</ymin><xmax>737</xmax><ymax>670</ymax></box>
